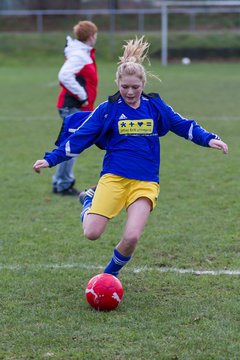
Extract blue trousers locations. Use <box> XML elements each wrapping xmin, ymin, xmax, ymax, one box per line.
<box><xmin>52</xmin><ymin>107</ymin><xmax>79</xmax><ymax>192</ymax></box>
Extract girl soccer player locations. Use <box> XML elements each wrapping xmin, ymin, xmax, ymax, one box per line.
<box><xmin>33</xmin><ymin>37</ymin><xmax>228</xmax><ymax>277</ymax></box>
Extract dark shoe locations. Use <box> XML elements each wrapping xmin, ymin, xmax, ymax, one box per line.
<box><xmin>52</xmin><ymin>180</ymin><xmax>79</xmax><ymax>196</ymax></box>
<box><xmin>60</xmin><ymin>187</ymin><xmax>80</xmax><ymax>196</ymax></box>
<box><xmin>53</xmin><ymin>186</ymin><xmax>80</xmax><ymax>196</ymax></box>
<box><xmin>79</xmin><ymin>186</ymin><xmax>96</xmax><ymax>204</ymax></box>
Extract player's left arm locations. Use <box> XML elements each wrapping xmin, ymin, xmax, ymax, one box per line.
<box><xmin>163</xmin><ymin>103</ymin><xmax>228</xmax><ymax>153</ymax></box>
<box><xmin>208</xmin><ymin>138</ymin><xmax>228</xmax><ymax>154</ymax></box>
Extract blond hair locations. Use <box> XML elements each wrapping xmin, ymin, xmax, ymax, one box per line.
<box><xmin>116</xmin><ymin>36</ymin><xmax>150</xmax><ymax>85</ymax></box>
<box><xmin>73</xmin><ymin>20</ymin><xmax>98</xmax><ymax>42</ymax></box>
<box><xmin>116</xmin><ymin>36</ymin><xmax>161</xmax><ymax>85</ymax></box>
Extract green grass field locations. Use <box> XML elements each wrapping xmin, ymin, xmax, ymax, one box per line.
<box><xmin>1</xmin><ymin>56</ymin><xmax>240</xmax><ymax>359</ymax></box>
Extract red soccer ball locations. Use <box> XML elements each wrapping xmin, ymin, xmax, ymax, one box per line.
<box><xmin>85</xmin><ymin>273</ymin><xmax>124</xmax><ymax>311</ymax></box>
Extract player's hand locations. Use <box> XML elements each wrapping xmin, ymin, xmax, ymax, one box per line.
<box><xmin>33</xmin><ymin>159</ymin><xmax>50</xmax><ymax>173</ymax></box>
<box><xmin>208</xmin><ymin>139</ymin><xmax>228</xmax><ymax>154</ymax></box>
<box><xmin>81</xmin><ymin>100</ymin><xmax>89</xmax><ymax>107</ymax></box>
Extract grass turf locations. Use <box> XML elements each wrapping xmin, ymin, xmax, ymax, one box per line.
<box><xmin>0</xmin><ymin>58</ymin><xmax>239</xmax><ymax>359</ymax></box>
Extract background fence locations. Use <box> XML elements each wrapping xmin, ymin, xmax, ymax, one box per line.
<box><xmin>1</xmin><ymin>1</ymin><xmax>240</xmax><ymax>64</ymax></box>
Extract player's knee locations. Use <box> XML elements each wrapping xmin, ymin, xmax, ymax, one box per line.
<box><xmin>83</xmin><ymin>215</ymin><xmax>107</xmax><ymax>241</ymax></box>
<box><xmin>83</xmin><ymin>227</ymin><xmax>101</xmax><ymax>240</ymax></box>
<box><xmin>124</xmin><ymin>231</ymin><xmax>140</xmax><ymax>249</ymax></box>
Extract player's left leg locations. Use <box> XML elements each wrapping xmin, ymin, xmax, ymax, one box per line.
<box><xmin>104</xmin><ymin>197</ymin><xmax>152</xmax><ymax>276</ymax></box>
<box><xmin>117</xmin><ymin>197</ymin><xmax>152</xmax><ymax>256</ymax></box>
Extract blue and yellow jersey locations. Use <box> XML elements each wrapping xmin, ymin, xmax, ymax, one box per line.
<box><xmin>44</xmin><ymin>92</ymin><xmax>220</xmax><ymax>183</ymax></box>
<box><xmin>101</xmin><ymin>96</ymin><xmax>160</xmax><ymax>182</ymax></box>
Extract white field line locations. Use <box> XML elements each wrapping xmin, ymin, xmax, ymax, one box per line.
<box><xmin>0</xmin><ymin>116</ymin><xmax>55</xmax><ymax>121</ymax></box>
<box><xmin>0</xmin><ymin>116</ymin><xmax>239</xmax><ymax>122</ymax></box>
<box><xmin>0</xmin><ymin>263</ymin><xmax>239</xmax><ymax>275</ymax></box>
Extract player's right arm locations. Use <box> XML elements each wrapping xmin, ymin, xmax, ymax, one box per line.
<box><xmin>33</xmin><ymin>102</ymin><xmax>108</xmax><ymax>173</ymax></box>
<box><xmin>33</xmin><ymin>159</ymin><xmax>49</xmax><ymax>173</ymax></box>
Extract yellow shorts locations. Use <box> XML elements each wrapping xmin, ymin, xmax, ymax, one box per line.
<box><xmin>88</xmin><ymin>174</ymin><xmax>160</xmax><ymax>219</ymax></box>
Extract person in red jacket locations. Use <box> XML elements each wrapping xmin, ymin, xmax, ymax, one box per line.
<box><xmin>53</xmin><ymin>20</ymin><xmax>98</xmax><ymax>195</ymax></box>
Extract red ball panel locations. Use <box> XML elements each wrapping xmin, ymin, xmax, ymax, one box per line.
<box><xmin>85</xmin><ymin>273</ymin><xmax>124</xmax><ymax>311</ymax></box>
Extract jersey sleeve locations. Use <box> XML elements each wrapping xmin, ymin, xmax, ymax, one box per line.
<box><xmin>161</xmin><ymin>101</ymin><xmax>220</xmax><ymax>147</ymax></box>
<box><xmin>44</xmin><ymin>103</ymin><xmax>107</xmax><ymax>167</ymax></box>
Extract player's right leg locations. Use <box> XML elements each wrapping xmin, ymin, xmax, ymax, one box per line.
<box><xmin>79</xmin><ymin>175</ymin><xmax>126</xmax><ymax>241</ymax></box>
<box><xmin>83</xmin><ymin>213</ymin><xmax>108</xmax><ymax>240</ymax></box>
